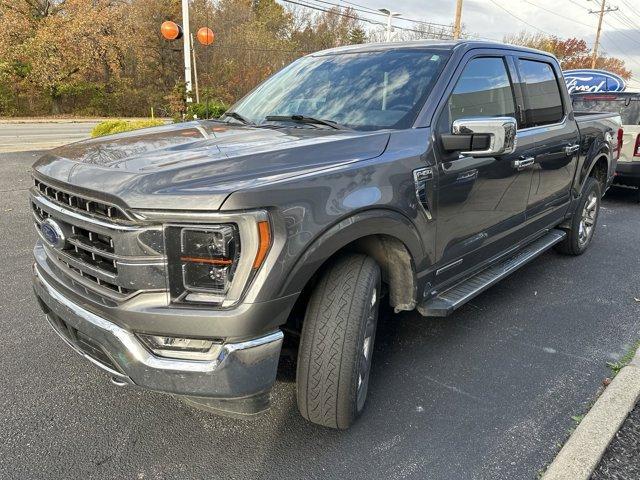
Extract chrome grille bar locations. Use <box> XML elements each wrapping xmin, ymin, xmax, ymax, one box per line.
<box><xmin>30</xmin><ymin>180</ymin><xmax>167</xmax><ymax>303</ymax></box>
<box><xmin>34</xmin><ymin>178</ymin><xmax>132</xmax><ymax>223</ymax></box>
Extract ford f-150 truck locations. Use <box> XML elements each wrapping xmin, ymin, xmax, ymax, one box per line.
<box><xmin>31</xmin><ymin>40</ymin><xmax>623</xmax><ymax>429</ymax></box>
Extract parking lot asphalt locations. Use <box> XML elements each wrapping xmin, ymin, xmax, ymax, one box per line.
<box><xmin>1</xmin><ymin>150</ymin><xmax>639</xmax><ymax>480</ymax></box>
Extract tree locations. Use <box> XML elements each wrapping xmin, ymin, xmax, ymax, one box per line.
<box><xmin>504</xmin><ymin>31</ymin><xmax>632</xmax><ymax>80</ymax></box>
<box><xmin>347</xmin><ymin>26</ymin><xmax>367</xmax><ymax>44</ymax></box>
<box><xmin>0</xmin><ymin>0</ymin><xmax>372</xmax><ymax>116</ymax></box>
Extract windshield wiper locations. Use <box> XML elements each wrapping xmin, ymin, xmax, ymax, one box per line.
<box><xmin>264</xmin><ymin>115</ymin><xmax>345</xmax><ymax>130</ymax></box>
<box><xmin>222</xmin><ymin>111</ymin><xmax>255</xmax><ymax>125</ymax></box>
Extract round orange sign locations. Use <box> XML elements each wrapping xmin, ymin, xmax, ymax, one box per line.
<box><xmin>197</xmin><ymin>27</ymin><xmax>215</xmax><ymax>46</ymax></box>
<box><xmin>161</xmin><ymin>21</ymin><xmax>182</xmax><ymax>41</ymax></box>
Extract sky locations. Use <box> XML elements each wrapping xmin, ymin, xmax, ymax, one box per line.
<box><xmin>321</xmin><ymin>0</ymin><xmax>640</xmax><ymax>90</ymax></box>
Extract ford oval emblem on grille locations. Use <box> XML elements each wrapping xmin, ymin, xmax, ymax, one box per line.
<box><xmin>41</xmin><ymin>219</ymin><xmax>66</xmax><ymax>249</ymax></box>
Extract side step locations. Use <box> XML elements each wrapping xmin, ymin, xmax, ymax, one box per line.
<box><xmin>418</xmin><ymin>229</ymin><xmax>567</xmax><ymax>317</ymax></box>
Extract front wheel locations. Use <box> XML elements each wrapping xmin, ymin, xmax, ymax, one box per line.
<box><xmin>556</xmin><ymin>177</ymin><xmax>601</xmax><ymax>255</ymax></box>
<box><xmin>296</xmin><ymin>254</ymin><xmax>380</xmax><ymax>429</ymax></box>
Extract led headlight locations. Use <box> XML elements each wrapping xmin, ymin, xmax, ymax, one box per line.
<box><xmin>165</xmin><ymin>215</ymin><xmax>271</xmax><ymax>306</ymax></box>
<box><xmin>180</xmin><ymin>226</ymin><xmax>239</xmax><ymax>295</ymax></box>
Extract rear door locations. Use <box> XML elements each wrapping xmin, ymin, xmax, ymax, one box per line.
<box><xmin>515</xmin><ymin>57</ymin><xmax>579</xmax><ymax>227</ymax></box>
<box><xmin>432</xmin><ymin>53</ymin><xmax>536</xmax><ymax>286</ymax></box>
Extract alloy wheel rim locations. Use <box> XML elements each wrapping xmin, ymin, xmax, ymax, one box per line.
<box><xmin>356</xmin><ymin>287</ymin><xmax>377</xmax><ymax>411</ymax></box>
<box><xmin>578</xmin><ymin>191</ymin><xmax>598</xmax><ymax>247</ymax></box>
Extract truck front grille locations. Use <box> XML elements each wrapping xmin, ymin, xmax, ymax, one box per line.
<box><xmin>31</xmin><ymin>178</ymin><xmax>166</xmax><ymax>304</ymax></box>
<box><xmin>34</xmin><ymin>178</ymin><xmax>131</xmax><ymax>223</ymax></box>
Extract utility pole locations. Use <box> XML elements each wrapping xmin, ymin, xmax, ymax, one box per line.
<box><xmin>378</xmin><ymin>8</ymin><xmax>401</xmax><ymax>42</ymax></box>
<box><xmin>190</xmin><ymin>33</ymin><xmax>200</xmax><ymax>104</ymax></box>
<box><xmin>453</xmin><ymin>0</ymin><xmax>463</xmax><ymax>40</ymax></box>
<box><xmin>589</xmin><ymin>0</ymin><xmax>618</xmax><ymax>69</ymax></box>
<box><xmin>181</xmin><ymin>0</ymin><xmax>193</xmax><ymax>102</ymax></box>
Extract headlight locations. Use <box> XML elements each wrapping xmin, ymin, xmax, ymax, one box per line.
<box><xmin>180</xmin><ymin>225</ymin><xmax>239</xmax><ymax>296</ymax></box>
<box><xmin>165</xmin><ymin>213</ymin><xmax>271</xmax><ymax>306</ymax></box>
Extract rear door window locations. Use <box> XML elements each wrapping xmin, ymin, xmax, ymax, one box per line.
<box><xmin>518</xmin><ymin>59</ymin><xmax>564</xmax><ymax>127</ymax></box>
<box><xmin>447</xmin><ymin>57</ymin><xmax>516</xmax><ymax>124</ymax></box>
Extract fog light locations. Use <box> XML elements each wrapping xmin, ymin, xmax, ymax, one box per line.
<box><xmin>137</xmin><ymin>333</ymin><xmax>221</xmax><ymax>360</ymax></box>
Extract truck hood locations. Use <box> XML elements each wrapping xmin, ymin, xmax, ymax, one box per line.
<box><xmin>32</xmin><ymin>121</ymin><xmax>390</xmax><ymax>211</ymax></box>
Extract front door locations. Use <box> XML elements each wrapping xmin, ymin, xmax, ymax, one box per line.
<box><xmin>433</xmin><ymin>55</ymin><xmax>535</xmax><ymax>286</ymax></box>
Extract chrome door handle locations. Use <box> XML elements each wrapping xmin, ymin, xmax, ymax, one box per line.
<box><xmin>564</xmin><ymin>144</ymin><xmax>580</xmax><ymax>155</ymax></box>
<box><xmin>512</xmin><ymin>157</ymin><xmax>534</xmax><ymax>170</ymax></box>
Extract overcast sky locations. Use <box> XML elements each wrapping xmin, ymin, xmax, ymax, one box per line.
<box><xmin>327</xmin><ymin>0</ymin><xmax>640</xmax><ymax>89</ymax></box>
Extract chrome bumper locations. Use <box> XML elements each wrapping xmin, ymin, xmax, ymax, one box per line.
<box><xmin>32</xmin><ymin>263</ymin><xmax>283</xmax><ymax>401</ymax></box>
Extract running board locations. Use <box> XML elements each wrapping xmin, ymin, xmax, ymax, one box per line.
<box><xmin>418</xmin><ymin>229</ymin><xmax>567</xmax><ymax>317</ymax></box>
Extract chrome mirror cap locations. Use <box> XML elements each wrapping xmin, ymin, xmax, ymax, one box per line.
<box><xmin>452</xmin><ymin>116</ymin><xmax>517</xmax><ymax>157</ymax></box>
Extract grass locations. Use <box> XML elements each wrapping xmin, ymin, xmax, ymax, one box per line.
<box><xmin>607</xmin><ymin>340</ymin><xmax>640</xmax><ymax>376</ymax></box>
<box><xmin>91</xmin><ymin>119</ymin><xmax>165</xmax><ymax>138</ymax></box>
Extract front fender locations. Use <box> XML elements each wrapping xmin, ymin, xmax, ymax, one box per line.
<box><xmin>277</xmin><ymin>208</ymin><xmax>424</xmax><ymax>298</ymax></box>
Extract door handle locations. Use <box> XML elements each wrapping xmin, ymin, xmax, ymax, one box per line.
<box><xmin>564</xmin><ymin>144</ymin><xmax>580</xmax><ymax>156</ymax></box>
<box><xmin>512</xmin><ymin>157</ymin><xmax>534</xmax><ymax>171</ymax></box>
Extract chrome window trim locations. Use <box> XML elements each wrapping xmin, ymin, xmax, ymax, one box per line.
<box><xmin>517</xmin><ymin>115</ymin><xmax>568</xmax><ymax>133</ymax></box>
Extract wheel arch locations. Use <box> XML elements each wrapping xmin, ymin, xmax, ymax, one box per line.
<box><xmin>585</xmin><ymin>153</ymin><xmax>609</xmax><ymax>194</ymax></box>
<box><xmin>278</xmin><ymin>209</ymin><xmax>424</xmax><ymax>313</ymax></box>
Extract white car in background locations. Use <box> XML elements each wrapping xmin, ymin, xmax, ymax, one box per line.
<box><xmin>573</xmin><ymin>92</ymin><xmax>640</xmax><ymax>197</ymax></box>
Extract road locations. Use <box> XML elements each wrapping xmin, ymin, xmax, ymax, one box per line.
<box><xmin>1</xmin><ymin>148</ymin><xmax>639</xmax><ymax>480</ymax></box>
<box><xmin>0</xmin><ymin>121</ymin><xmax>98</xmax><ymax>153</ymax></box>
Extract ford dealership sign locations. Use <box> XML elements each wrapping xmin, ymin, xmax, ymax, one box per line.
<box><xmin>564</xmin><ymin>69</ymin><xmax>626</xmax><ymax>94</ymax></box>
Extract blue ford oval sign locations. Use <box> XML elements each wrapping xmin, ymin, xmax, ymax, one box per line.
<box><xmin>41</xmin><ymin>218</ymin><xmax>66</xmax><ymax>249</ymax></box>
<box><xmin>564</xmin><ymin>69</ymin><xmax>626</xmax><ymax>94</ymax></box>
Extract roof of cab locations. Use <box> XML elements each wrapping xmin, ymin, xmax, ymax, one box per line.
<box><xmin>308</xmin><ymin>39</ymin><xmax>556</xmax><ymax>59</ymax></box>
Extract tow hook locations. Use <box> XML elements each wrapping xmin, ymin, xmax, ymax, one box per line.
<box><xmin>110</xmin><ymin>376</ymin><xmax>128</xmax><ymax>387</ymax></box>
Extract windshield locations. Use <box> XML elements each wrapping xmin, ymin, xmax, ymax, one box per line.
<box><xmin>228</xmin><ymin>49</ymin><xmax>450</xmax><ymax>131</ymax></box>
<box><xmin>572</xmin><ymin>95</ymin><xmax>640</xmax><ymax>125</ymax></box>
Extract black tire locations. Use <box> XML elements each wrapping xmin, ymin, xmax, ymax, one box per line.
<box><xmin>555</xmin><ymin>177</ymin><xmax>601</xmax><ymax>255</ymax></box>
<box><xmin>296</xmin><ymin>254</ymin><xmax>380</xmax><ymax>429</ymax></box>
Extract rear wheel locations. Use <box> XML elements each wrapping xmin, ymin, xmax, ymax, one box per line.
<box><xmin>556</xmin><ymin>177</ymin><xmax>601</xmax><ymax>255</ymax></box>
<box><xmin>296</xmin><ymin>254</ymin><xmax>380</xmax><ymax>429</ymax></box>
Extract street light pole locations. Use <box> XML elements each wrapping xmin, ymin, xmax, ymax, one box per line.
<box><xmin>378</xmin><ymin>8</ymin><xmax>401</xmax><ymax>42</ymax></box>
<box><xmin>181</xmin><ymin>0</ymin><xmax>193</xmax><ymax>102</ymax></box>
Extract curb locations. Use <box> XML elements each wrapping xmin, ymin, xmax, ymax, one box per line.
<box><xmin>542</xmin><ymin>348</ymin><xmax>640</xmax><ymax>480</ymax></box>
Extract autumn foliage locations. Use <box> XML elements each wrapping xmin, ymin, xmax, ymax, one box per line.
<box><xmin>504</xmin><ymin>31</ymin><xmax>632</xmax><ymax>80</ymax></box>
<box><xmin>0</xmin><ymin>0</ymin><xmax>362</xmax><ymax>116</ymax></box>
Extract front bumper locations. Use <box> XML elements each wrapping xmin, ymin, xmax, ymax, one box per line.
<box><xmin>32</xmin><ymin>263</ymin><xmax>284</xmax><ymax>405</ymax></box>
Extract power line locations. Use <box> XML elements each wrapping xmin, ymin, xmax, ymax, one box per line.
<box><xmin>620</xmin><ymin>0</ymin><xmax>640</xmax><ymax>17</ymax></box>
<box><xmin>520</xmin><ymin>0</ymin><xmax>593</xmax><ymax>28</ymax></box>
<box><xmin>280</xmin><ymin>0</ymin><xmax>453</xmax><ymax>37</ymax></box>
<box><xmin>322</xmin><ymin>0</ymin><xmax>453</xmax><ymax>28</ymax></box>
<box><xmin>612</xmin><ymin>10</ymin><xmax>640</xmax><ymax>30</ymax></box>
<box><xmin>487</xmin><ymin>0</ymin><xmax>552</xmax><ymax>34</ymax></box>
<box><xmin>603</xmin><ymin>19</ymin><xmax>640</xmax><ymax>47</ymax></box>
<box><xmin>601</xmin><ymin>33</ymin><xmax>640</xmax><ymax>70</ymax></box>
<box><xmin>303</xmin><ymin>0</ymin><xmax>451</xmax><ymax>29</ymax></box>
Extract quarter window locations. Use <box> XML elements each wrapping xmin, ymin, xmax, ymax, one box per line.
<box><xmin>518</xmin><ymin>59</ymin><xmax>564</xmax><ymax>126</ymax></box>
<box><xmin>447</xmin><ymin>57</ymin><xmax>516</xmax><ymax>124</ymax></box>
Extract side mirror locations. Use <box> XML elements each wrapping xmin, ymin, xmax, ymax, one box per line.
<box><xmin>441</xmin><ymin>117</ymin><xmax>517</xmax><ymax>157</ymax></box>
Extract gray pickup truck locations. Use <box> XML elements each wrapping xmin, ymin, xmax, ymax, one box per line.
<box><xmin>31</xmin><ymin>40</ymin><xmax>622</xmax><ymax>429</ymax></box>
